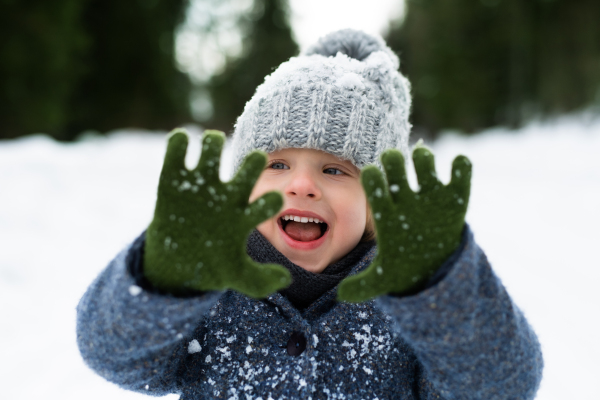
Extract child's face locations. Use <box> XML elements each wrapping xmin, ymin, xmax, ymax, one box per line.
<box><xmin>249</xmin><ymin>148</ymin><xmax>368</xmax><ymax>273</ymax></box>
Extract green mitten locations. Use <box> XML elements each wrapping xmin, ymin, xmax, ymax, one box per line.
<box><xmin>144</xmin><ymin>129</ymin><xmax>291</xmax><ymax>298</ymax></box>
<box><xmin>337</xmin><ymin>146</ymin><xmax>472</xmax><ymax>302</ymax></box>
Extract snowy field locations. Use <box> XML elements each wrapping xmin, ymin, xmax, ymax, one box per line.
<box><xmin>1</xmin><ymin>116</ymin><xmax>599</xmax><ymax>399</ymax></box>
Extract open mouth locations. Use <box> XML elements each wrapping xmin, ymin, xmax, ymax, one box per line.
<box><xmin>279</xmin><ymin>214</ymin><xmax>328</xmax><ymax>243</ymax></box>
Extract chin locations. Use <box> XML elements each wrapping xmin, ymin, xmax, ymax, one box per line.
<box><xmin>288</xmin><ymin>252</ymin><xmax>331</xmax><ymax>273</ymax></box>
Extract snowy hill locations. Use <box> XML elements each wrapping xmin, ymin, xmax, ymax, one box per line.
<box><xmin>1</xmin><ymin>117</ymin><xmax>598</xmax><ymax>399</ymax></box>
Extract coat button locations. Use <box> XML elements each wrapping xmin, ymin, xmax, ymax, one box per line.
<box><xmin>287</xmin><ymin>331</ymin><xmax>306</xmax><ymax>356</ymax></box>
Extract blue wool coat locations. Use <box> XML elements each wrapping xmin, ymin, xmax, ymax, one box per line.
<box><xmin>77</xmin><ymin>227</ymin><xmax>543</xmax><ymax>399</ymax></box>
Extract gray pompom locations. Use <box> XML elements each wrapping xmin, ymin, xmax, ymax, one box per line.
<box><xmin>305</xmin><ymin>29</ymin><xmax>388</xmax><ymax>61</ymax></box>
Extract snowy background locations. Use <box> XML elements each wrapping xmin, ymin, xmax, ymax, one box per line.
<box><xmin>1</xmin><ymin>115</ymin><xmax>599</xmax><ymax>399</ymax></box>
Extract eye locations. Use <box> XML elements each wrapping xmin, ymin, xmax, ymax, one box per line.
<box><xmin>323</xmin><ymin>167</ymin><xmax>344</xmax><ymax>175</ymax></box>
<box><xmin>268</xmin><ymin>162</ymin><xmax>289</xmax><ymax>170</ymax></box>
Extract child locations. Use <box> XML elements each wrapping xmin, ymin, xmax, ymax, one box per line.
<box><xmin>77</xmin><ymin>30</ymin><xmax>543</xmax><ymax>399</ymax></box>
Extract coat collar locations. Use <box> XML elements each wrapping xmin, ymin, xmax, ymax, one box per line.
<box><xmin>260</xmin><ymin>244</ymin><xmax>378</xmax><ymax>323</ymax></box>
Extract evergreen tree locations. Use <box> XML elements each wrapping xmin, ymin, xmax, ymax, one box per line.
<box><xmin>205</xmin><ymin>0</ymin><xmax>299</xmax><ymax>134</ymax></box>
<box><xmin>386</xmin><ymin>0</ymin><xmax>600</xmax><ymax>137</ymax></box>
<box><xmin>0</xmin><ymin>0</ymin><xmax>89</xmax><ymax>139</ymax></box>
<box><xmin>0</xmin><ymin>0</ymin><xmax>191</xmax><ymax>140</ymax></box>
<box><xmin>67</xmin><ymin>0</ymin><xmax>192</xmax><ymax>139</ymax></box>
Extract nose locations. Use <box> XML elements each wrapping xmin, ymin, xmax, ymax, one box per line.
<box><xmin>285</xmin><ymin>168</ymin><xmax>321</xmax><ymax>200</ymax></box>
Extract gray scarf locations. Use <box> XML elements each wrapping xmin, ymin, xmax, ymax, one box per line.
<box><xmin>246</xmin><ymin>230</ymin><xmax>376</xmax><ymax>310</ymax></box>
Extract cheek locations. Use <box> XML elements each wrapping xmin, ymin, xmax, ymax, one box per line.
<box><xmin>335</xmin><ymin>188</ymin><xmax>368</xmax><ymax>232</ymax></box>
<box><xmin>251</xmin><ymin>178</ymin><xmax>278</xmax><ymax>236</ymax></box>
<box><xmin>249</xmin><ymin>176</ymin><xmax>269</xmax><ymax>203</ymax></box>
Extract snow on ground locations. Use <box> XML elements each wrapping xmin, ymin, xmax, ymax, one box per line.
<box><xmin>0</xmin><ymin>116</ymin><xmax>598</xmax><ymax>399</ymax></box>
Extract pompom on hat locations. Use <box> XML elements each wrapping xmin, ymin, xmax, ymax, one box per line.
<box><xmin>231</xmin><ymin>29</ymin><xmax>412</xmax><ymax>170</ymax></box>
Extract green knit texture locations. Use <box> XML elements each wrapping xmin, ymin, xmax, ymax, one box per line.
<box><xmin>338</xmin><ymin>147</ymin><xmax>472</xmax><ymax>302</ymax></box>
<box><xmin>144</xmin><ymin>129</ymin><xmax>291</xmax><ymax>297</ymax></box>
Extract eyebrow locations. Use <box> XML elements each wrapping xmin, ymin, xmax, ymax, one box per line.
<box><xmin>335</xmin><ymin>159</ymin><xmax>359</xmax><ymax>174</ymax></box>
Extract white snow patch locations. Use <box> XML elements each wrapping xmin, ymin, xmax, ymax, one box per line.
<box><xmin>216</xmin><ymin>346</ymin><xmax>232</xmax><ymax>361</ymax></box>
<box><xmin>226</xmin><ymin>334</ymin><xmax>237</xmax><ymax>343</ymax></box>
<box><xmin>128</xmin><ymin>285</ymin><xmax>142</xmax><ymax>296</ymax></box>
<box><xmin>335</xmin><ymin>72</ymin><xmax>365</xmax><ymax>91</ymax></box>
<box><xmin>187</xmin><ymin>339</ymin><xmax>202</xmax><ymax>354</ymax></box>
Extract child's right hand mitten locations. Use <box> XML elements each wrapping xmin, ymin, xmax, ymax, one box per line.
<box><xmin>144</xmin><ymin>129</ymin><xmax>291</xmax><ymax>298</ymax></box>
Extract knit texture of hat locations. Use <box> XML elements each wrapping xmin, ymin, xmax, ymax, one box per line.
<box><xmin>231</xmin><ymin>29</ymin><xmax>412</xmax><ymax>170</ymax></box>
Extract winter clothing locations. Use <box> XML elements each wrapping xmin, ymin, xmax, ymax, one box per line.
<box><xmin>245</xmin><ymin>229</ymin><xmax>454</xmax><ymax>310</ymax></box>
<box><xmin>129</xmin><ymin>228</ymin><xmax>454</xmax><ymax>310</ymax></box>
<box><xmin>338</xmin><ymin>147</ymin><xmax>472</xmax><ymax>302</ymax></box>
<box><xmin>77</xmin><ymin>226</ymin><xmax>543</xmax><ymax>399</ymax></box>
<box><xmin>246</xmin><ymin>230</ymin><xmax>375</xmax><ymax>310</ymax></box>
<box><xmin>231</xmin><ymin>29</ymin><xmax>412</xmax><ymax>171</ymax></box>
<box><xmin>144</xmin><ymin>130</ymin><xmax>291</xmax><ymax>298</ymax></box>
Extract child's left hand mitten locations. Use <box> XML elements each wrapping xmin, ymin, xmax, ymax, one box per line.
<box><xmin>337</xmin><ymin>147</ymin><xmax>472</xmax><ymax>302</ymax></box>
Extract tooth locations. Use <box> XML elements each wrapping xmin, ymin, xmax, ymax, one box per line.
<box><xmin>285</xmin><ymin>215</ymin><xmax>291</xmax><ymax>220</ymax></box>
<box><xmin>300</xmin><ymin>217</ymin><xmax>308</xmax><ymax>223</ymax></box>
<box><xmin>293</xmin><ymin>216</ymin><xmax>301</xmax><ymax>222</ymax></box>
<box><xmin>308</xmin><ymin>217</ymin><xmax>314</xmax><ymax>222</ymax></box>
<box><xmin>314</xmin><ymin>218</ymin><xmax>320</xmax><ymax>223</ymax></box>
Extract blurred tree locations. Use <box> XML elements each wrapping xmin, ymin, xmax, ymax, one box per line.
<box><xmin>0</xmin><ymin>0</ymin><xmax>89</xmax><ymax>139</ymax></box>
<box><xmin>204</xmin><ymin>0</ymin><xmax>299</xmax><ymax>134</ymax></box>
<box><xmin>0</xmin><ymin>0</ymin><xmax>191</xmax><ymax>140</ymax></box>
<box><xmin>67</xmin><ymin>0</ymin><xmax>192</xmax><ymax>139</ymax></box>
<box><xmin>386</xmin><ymin>0</ymin><xmax>600</xmax><ymax>138</ymax></box>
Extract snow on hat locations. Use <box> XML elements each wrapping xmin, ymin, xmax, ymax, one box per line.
<box><xmin>231</xmin><ymin>29</ymin><xmax>412</xmax><ymax>170</ymax></box>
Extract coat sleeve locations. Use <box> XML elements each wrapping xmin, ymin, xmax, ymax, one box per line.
<box><xmin>76</xmin><ymin>238</ymin><xmax>222</xmax><ymax>396</ymax></box>
<box><xmin>375</xmin><ymin>226</ymin><xmax>543</xmax><ymax>400</ymax></box>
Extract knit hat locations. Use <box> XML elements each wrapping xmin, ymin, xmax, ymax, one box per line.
<box><xmin>231</xmin><ymin>29</ymin><xmax>412</xmax><ymax>170</ymax></box>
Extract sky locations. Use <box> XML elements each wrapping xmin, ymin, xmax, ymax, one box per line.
<box><xmin>288</xmin><ymin>0</ymin><xmax>405</xmax><ymax>51</ymax></box>
<box><xmin>175</xmin><ymin>0</ymin><xmax>405</xmax><ymax>83</ymax></box>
